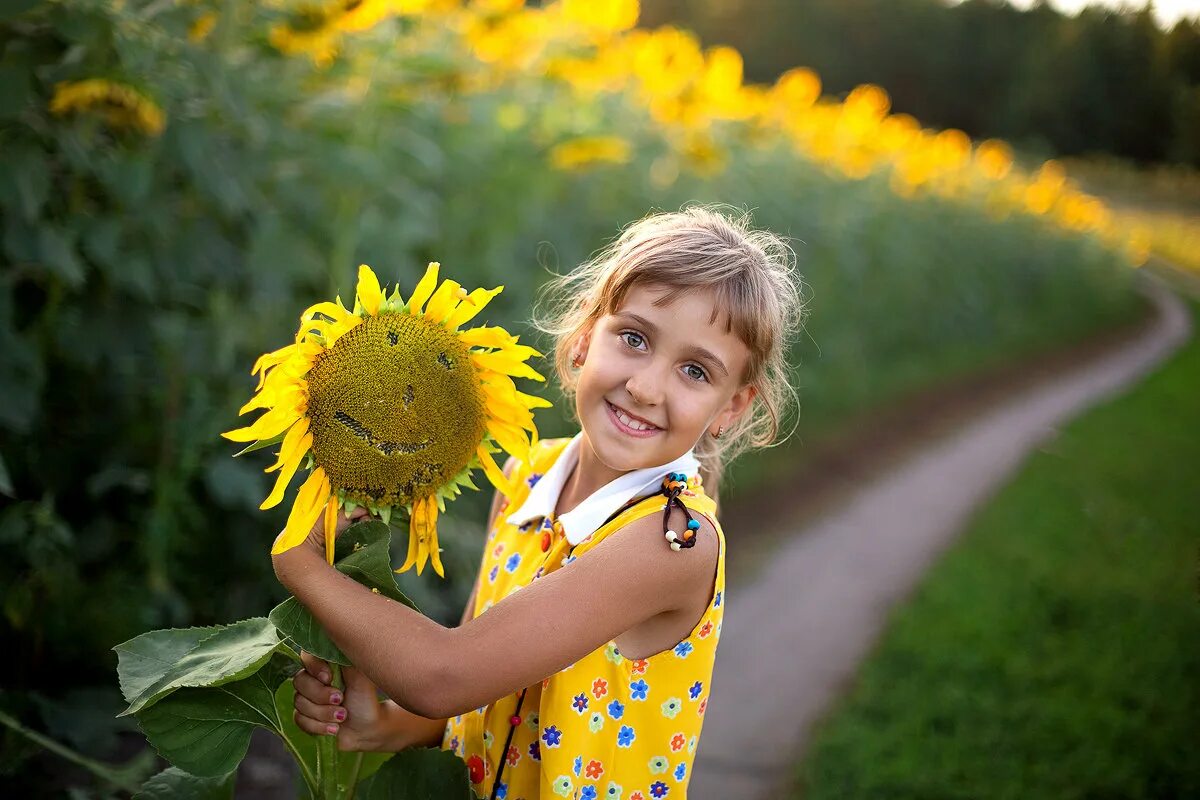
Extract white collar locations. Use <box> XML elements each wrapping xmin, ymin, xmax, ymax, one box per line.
<box><xmin>505</xmin><ymin>433</ymin><xmax>702</xmax><ymax>545</ymax></box>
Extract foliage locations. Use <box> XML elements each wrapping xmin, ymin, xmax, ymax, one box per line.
<box><xmin>799</xmin><ymin>299</ymin><xmax>1200</xmax><ymax>799</ymax></box>
<box><xmin>643</xmin><ymin>0</ymin><xmax>1200</xmax><ymax>167</ymax></box>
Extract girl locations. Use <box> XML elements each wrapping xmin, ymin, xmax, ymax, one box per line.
<box><xmin>275</xmin><ymin>204</ymin><xmax>803</xmax><ymax>799</ymax></box>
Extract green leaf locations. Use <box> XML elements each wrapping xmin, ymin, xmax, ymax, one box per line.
<box><xmin>356</xmin><ymin>747</ymin><xmax>471</xmax><ymax>800</ymax></box>
<box><xmin>133</xmin><ymin>766</ymin><xmax>236</xmax><ymax>800</ymax></box>
<box><xmin>135</xmin><ymin>655</ymin><xmax>292</xmax><ymax>778</ymax></box>
<box><xmin>273</xmin><ymin>680</ymin><xmax>390</xmax><ymax>790</ymax></box>
<box><xmin>36</xmin><ymin>225</ymin><xmax>85</xmax><ymax>287</ymax></box>
<box><xmin>269</xmin><ymin>521</ymin><xmax>417</xmax><ymax>665</ymax></box>
<box><xmin>115</xmin><ymin>617</ymin><xmax>293</xmax><ymax>716</ymax></box>
<box><xmin>233</xmin><ymin>431</ymin><xmax>287</xmax><ymax>457</ymax></box>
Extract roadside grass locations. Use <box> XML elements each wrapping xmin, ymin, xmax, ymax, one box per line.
<box><xmin>795</xmin><ymin>298</ymin><xmax>1200</xmax><ymax>800</ymax></box>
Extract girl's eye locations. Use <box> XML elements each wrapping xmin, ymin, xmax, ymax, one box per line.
<box><xmin>620</xmin><ymin>331</ymin><xmax>646</xmax><ymax>349</ymax></box>
<box><xmin>684</xmin><ymin>364</ymin><xmax>708</xmax><ymax>382</ymax></box>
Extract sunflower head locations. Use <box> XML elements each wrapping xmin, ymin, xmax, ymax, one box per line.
<box><xmin>224</xmin><ymin>263</ymin><xmax>552</xmax><ymax>578</ymax></box>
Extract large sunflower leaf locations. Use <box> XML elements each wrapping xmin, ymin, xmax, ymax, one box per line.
<box><xmin>269</xmin><ymin>520</ymin><xmax>418</xmax><ymax>665</ymax></box>
<box><xmin>116</xmin><ymin>617</ymin><xmax>293</xmax><ymax>716</ymax></box>
<box><xmin>356</xmin><ymin>747</ymin><xmax>471</xmax><ymax>800</ymax></box>
<box><xmin>135</xmin><ymin>654</ymin><xmax>293</xmax><ymax>778</ymax></box>
<box><xmin>273</xmin><ymin>679</ymin><xmax>391</xmax><ymax>787</ymax></box>
<box><xmin>132</xmin><ymin>766</ymin><xmax>236</xmax><ymax>800</ymax></box>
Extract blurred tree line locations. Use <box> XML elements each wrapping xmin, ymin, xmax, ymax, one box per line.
<box><xmin>641</xmin><ymin>0</ymin><xmax>1200</xmax><ymax>166</ymax></box>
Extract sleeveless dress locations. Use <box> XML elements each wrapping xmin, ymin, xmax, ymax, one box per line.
<box><xmin>441</xmin><ymin>436</ymin><xmax>727</xmax><ymax>800</ymax></box>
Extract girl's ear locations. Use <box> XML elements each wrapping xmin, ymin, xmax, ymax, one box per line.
<box><xmin>714</xmin><ymin>383</ymin><xmax>757</xmax><ymax>434</ymax></box>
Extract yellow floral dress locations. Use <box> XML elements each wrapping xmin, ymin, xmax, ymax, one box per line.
<box><xmin>441</xmin><ymin>437</ymin><xmax>726</xmax><ymax>800</ymax></box>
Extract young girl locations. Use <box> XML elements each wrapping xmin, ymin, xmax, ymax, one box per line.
<box><xmin>275</xmin><ymin>205</ymin><xmax>803</xmax><ymax>799</ymax></box>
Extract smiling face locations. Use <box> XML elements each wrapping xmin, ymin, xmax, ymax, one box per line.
<box><xmin>305</xmin><ymin>313</ymin><xmax>487</xmax><ymax>508</ymax></box>
<box><xmin>572</xmin><ymin>283</ymin><xmax>757</xmax><ymax>474</ymax></box>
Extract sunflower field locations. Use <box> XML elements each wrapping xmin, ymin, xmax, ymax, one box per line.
<box><xmin>0</xmin><ymin>1</ymin><xmax>1149</xmax><ymax>794</ymax></box>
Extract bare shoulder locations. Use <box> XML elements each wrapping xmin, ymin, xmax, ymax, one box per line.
<box><xmin>589</xmin><ymin>508</ymin><xmax>719</xmax><ymax>604</ymax></box>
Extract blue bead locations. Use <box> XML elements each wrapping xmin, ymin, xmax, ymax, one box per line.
<box><xmin>687</xmin><ymin>519</ymin><xmax>700</xmax><ymax>531</ymax></box>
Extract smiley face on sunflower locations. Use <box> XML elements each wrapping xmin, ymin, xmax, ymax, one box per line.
<box><xmin>223</xmin><ymin>262</ymin><xmax>551</xmax><ymax>578</ymax></box>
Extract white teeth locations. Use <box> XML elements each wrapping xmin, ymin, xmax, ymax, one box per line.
<box><xmin>612</xmin><ymin>403</ymin><xmax>657</xmax><ymax>431</ymax></box>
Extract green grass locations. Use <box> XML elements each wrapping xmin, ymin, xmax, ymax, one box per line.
<box><xmin>796</xmin><ymin>299</ymin><xmax>1200</xmax><ymax>800</ymax></box>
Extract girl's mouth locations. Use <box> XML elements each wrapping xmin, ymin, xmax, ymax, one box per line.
<box><xmin>605</xmin><ymin>400</ymin><xmax>663</xmax><ymax>438</ymax></box>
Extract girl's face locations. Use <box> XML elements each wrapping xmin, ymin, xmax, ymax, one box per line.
<box><xmin>573</xmin><ymin>283</ymin><xmax>757</xmax><ymax>473</ymax></box>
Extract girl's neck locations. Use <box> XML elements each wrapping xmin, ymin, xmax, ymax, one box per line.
<box><xmin>553</xmin><ymin>432</ymin><xmax>627</xmax><ymax>519</ymax></box>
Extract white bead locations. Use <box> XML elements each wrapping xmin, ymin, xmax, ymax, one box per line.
<box><xmin>670</xmin><ymin>541</ymin><xmax>682</xmax><ymax>551</ymax></box>
<box><xmin>665</xmin><ymin>529</ymin><xmax>678</xmax><ymax>542</ymax></box>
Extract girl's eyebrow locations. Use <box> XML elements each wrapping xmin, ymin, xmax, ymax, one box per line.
<box><xmin>614</xmin><ymin>312</ymin><xmax>730</xmax><ymax>377</ymax></box>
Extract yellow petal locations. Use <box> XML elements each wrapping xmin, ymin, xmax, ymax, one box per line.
<box><xmin>459</xmin><ymin>326</ymin><xmax>519</xmax><ymax>350</ymax></box>
<box><xmin>272</xmin><ymin>468</ymin><xmax>330</xmax><ymax>555</ymax></box>
<box><xmin>223</xmin><ymin>402</ymin><xmax>302</xmax><ymax>443</ymax></box>
<box><xmin>423</xmin><ymin>279</ymin><xmax>462</xmax><ymax>324</ymax></box>
<box><xmin>445</xmin><ymin>286</ymin><xmax>503</xmax><ymax>330</ymax></box>
<box><xmin>516</xmin><ymin>389</ymin><xmax>553</xmax><ymax>410</ymax></box>
<box><xmin>477</xmin><ymin>445</ymin><xmax>515</xmax><ymax>500</ymax></box>
<box><xmin>472</xmin><ymin>352</ymin><xmax>545</xmax><ymax>382</ymax></box>
<box><xmin>260</xmin><ymin>427</ymin><xmax>312</xmax><ymax>510</ymax></box>
<box><xmin>300</xmin><ymin>300</ymin><xmax>351</xmax><ymax>325</ymax></box>
<box><xmin>398</xmin><ymin>499</ymin><xmax>422</xmax><ymax>573</ymax></box>
<box><xmin>488</xmin><ymin>419</ymin><xmax>532</xmax><ymax>466</ymax></box>
<box><xmin>407</xmin><ymin>262</ymin><xmax>440</xmax><ymax>315</ymax></box>
<box><xmin>324</xmin><ymin>494</ymin><xmax>338</xmax><ymax>565</ymax></box>
<box><xmin>426</xmin><ymin>499</ymin><xmax>444</xmax><ymax>578</ymax></box>
<box><xmin>356</xmin><ymin>264</ymin><xmax>384</xmax><ymax>316</ymax></box>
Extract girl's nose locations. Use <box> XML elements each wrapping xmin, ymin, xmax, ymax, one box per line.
<box><xmin>625</xmin><ymin>365</ymin><xmax>665</xmax><ymax>407</ymax></box>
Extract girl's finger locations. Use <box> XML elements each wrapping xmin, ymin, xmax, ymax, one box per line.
<box><xmin>294</xmin><ymin>708</ymin><xmax>338</xmax><ymax>737</ymax></box>
<box><xmin>294</xmin><ymin>669</ymin><xmax>343</xmax><ymax>705</ymax></box>
<box><xmin>294</xmin><ymin>691</ymin><xmax>348</xmax><ymax>725</ymax></box>
<box><xmin>300</xmin><ymin>650</ymin><xmax>331</xmax><ymax>683</ymax></box>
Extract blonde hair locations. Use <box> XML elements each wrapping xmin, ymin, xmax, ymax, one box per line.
<box><xmin>532</xmin><ymin>204</ymin><xmax>806</xmax><ymax>501</ymax></box>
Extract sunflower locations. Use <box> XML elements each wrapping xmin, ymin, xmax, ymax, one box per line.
<box><xmin>223</xmin><ymin>263</ymin><xmax>551</xmax><ymax>578</ymax></box>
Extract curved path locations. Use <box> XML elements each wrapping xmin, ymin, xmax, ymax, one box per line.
<box><xmin>691</xmin><ymin>272</ymin><xmax>1192</xmax><ymax>799</ymax></box>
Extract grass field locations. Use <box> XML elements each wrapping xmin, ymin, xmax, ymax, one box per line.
<box><xmin>795</xmin><ymin>298</ymin><xmax>1200</xmax><ymax>799</ymax></box>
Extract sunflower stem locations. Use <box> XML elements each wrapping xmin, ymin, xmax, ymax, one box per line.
<box><xmin>317</xmin><ymin>663</ymin><xmax>344</xmax><ymax>799</ymax></box>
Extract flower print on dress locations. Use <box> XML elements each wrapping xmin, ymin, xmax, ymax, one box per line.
<box><xmin>605</xmin><ymin>781</ymin><xmax>623</xmax><ymax>799</ymax></box>
<box><xmin>688</xmin><ymin>680</ymin><xmax>703</xmax><ymax>700</ymax></box>
<box><xmin>603</xmin><ymin>643</ymin><xmax>623</xmax><ymax>665</ymax></box>
<box><xmin>630</xmin><ymin>793</ymin><xmax>645</xmax><ymax>800</ymax></box>
<box><xmin>713</xmin><ymin>590</ymin><xmax>722</xmax><ymax>607</ymax></box>
<box><xmin>552</xmin><ymin>775</ymin><xmax>573</xmax><ymax>797</ymax></box>
<box><xmin>669</xmin><ymin>733</ymin><xmax>686</xmax><ymax>752</ymax></box>
<box><xmin>573</xmin><ymin>755</ymin><xmax>583</xmax><ymax>776</ymax></box>
<box><xmin>492</xmin><ymin>543</ymin><xmax>504</xmax><ymax>558</ymax></box>
<box><xmin>630</xmin><ymin>659</ymin><xmax>648</xmax><ymax>675</ymax></box>
<box><xmin>588</xmin><ymin>711</ymin><xmax>605</xmax><ymax>733</ymax></box>
<box><xmin>607</xmin><ymin>699</ymin><xmax>625</xmax><ymax>720</ymax></box>
<box><xmin>660</xmin><ymin>697</ymin><xmax>682</xmax><ymax>719</ymax></box>
<box><xmin>495</xmin><ymin>781</ymin><xmax>508</xmax><ymax>800</ymax></box>
<box><xmin>482</xmin><ymin>730</ymin><xmax>494</xmax><ymax>749</ymax></box>
<box><xmin>528</xmin><ymin>740</ymin><xmax>541</xmax><ymax>761</ymax></box>
<box><xmin>687</xmin><ymin>735</ymin><xmax>697</xmax><ymax>754</ymax></box>
<box><xmin>542</xmin><ymin>725</ymin><xmax>563</xmax><ymax>748</ymax></box>
<box><xmin>616</xmin><ymin>724</ymin><xmax>636</xmax><ymax>747</ymax></box>
<box><xmin>650</xmin><ymin>781</ymin><xmax>670</xmax><ymax>798</ymax></box>
<box><xmin>698</xmin><ymin>621</ymin><xmax>713</xmax><ymax>638</ymax></box>
<box><xmin>673</xmin><ymin>762</ymin><xmax>687</xmax><ymax>782</ymax></box>
<box><xmin>581</xmin><ymin>787</ymin><xmax>598</xmax><ymax>800</ymax></box>
<box><xmin>648</xmin><ymin>755</ymin><xmax>669</xmax><ymax>775</ymax></box>
<box><xmin>505</xmin><ymin>553</ymin><xmax>521</xmax><ymax>573</ymax></box>
<box><xmin>585</xmin><ymin>759</ymin><xmax>604</xmax><ymax>780</ymax></box>
<box><xmin>572</xmin><ymin>693</ymin><xmax>589</xmax><ymax>713</ymax></box>
<box><xmin>697</xmin><ymin>697</ymin><xmax>708</xmax><ymax>715</ymax></box>
<box><xmin>488</xmin><ymin>564</ymin><xmax>499</xmax><ymax>583</ymax></box>
<box><xmin>506</xmin><ymin>745</ymin><xmax>520</xmax><ymax>767</ymax></box>
<box><xmin>592</xmin><ymin>677</ymin><xmax>609</xmax><ymax>699</ymax></box>
<box><xmin>526</xmin><ymin>711</ymin><xmax>539</xmax><ymax>730</ymax></box>
<box><xmin>673</xmin><ymin>641</ymin><xmax>693</xmax><ymax>658</ymax></box>
<box><xmin>629</xmin><ymin>679</ymin><xmax>649</xmax><ymax>700</ymax></box>
<box><xmin>527</xmin><ymin>472</ymin><xmax>543</xmax><ymax>487</ymax></box>
<box><xmin>466</xmin><ymin>755</ymin><xmax>484</xmax><ymax>785</ymax></box>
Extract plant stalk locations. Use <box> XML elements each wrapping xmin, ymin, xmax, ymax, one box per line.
<box><xmin>317</xmin><ymin>663</ymin><xmax>344</xmax><ymax>799</ymax></box>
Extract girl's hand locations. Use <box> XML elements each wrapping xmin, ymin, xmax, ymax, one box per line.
<box><xmin>293</xmin><ymin>650</ymin><xmax>386</xmax><ymax>752</ymax></box>
<box><xmin>303</xmin><ymin>506</ymin><xmax>371</xmax><ymax>558</ymax></box>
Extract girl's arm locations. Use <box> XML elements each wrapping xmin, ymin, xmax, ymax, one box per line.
<box><xmin>274</xmin><ymin>506</ymin><xmax>719</xmax><ymax>720</ymax></box>
<box><xmin>290</xmin><ymin>456</ymin><xmax>517</xmax><ymax>747</ymax></box>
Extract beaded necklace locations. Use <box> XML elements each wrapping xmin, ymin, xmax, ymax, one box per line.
<box><xmin>488</xmin><ymin>471</ymin><xmax>702</xmax><ymax>799</ymax></box>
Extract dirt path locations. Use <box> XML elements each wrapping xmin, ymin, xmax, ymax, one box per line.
<box><xmin>690</xmin><ymin>271</ymin><xmax>1192</xmax><ymax>800</ymax></box>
